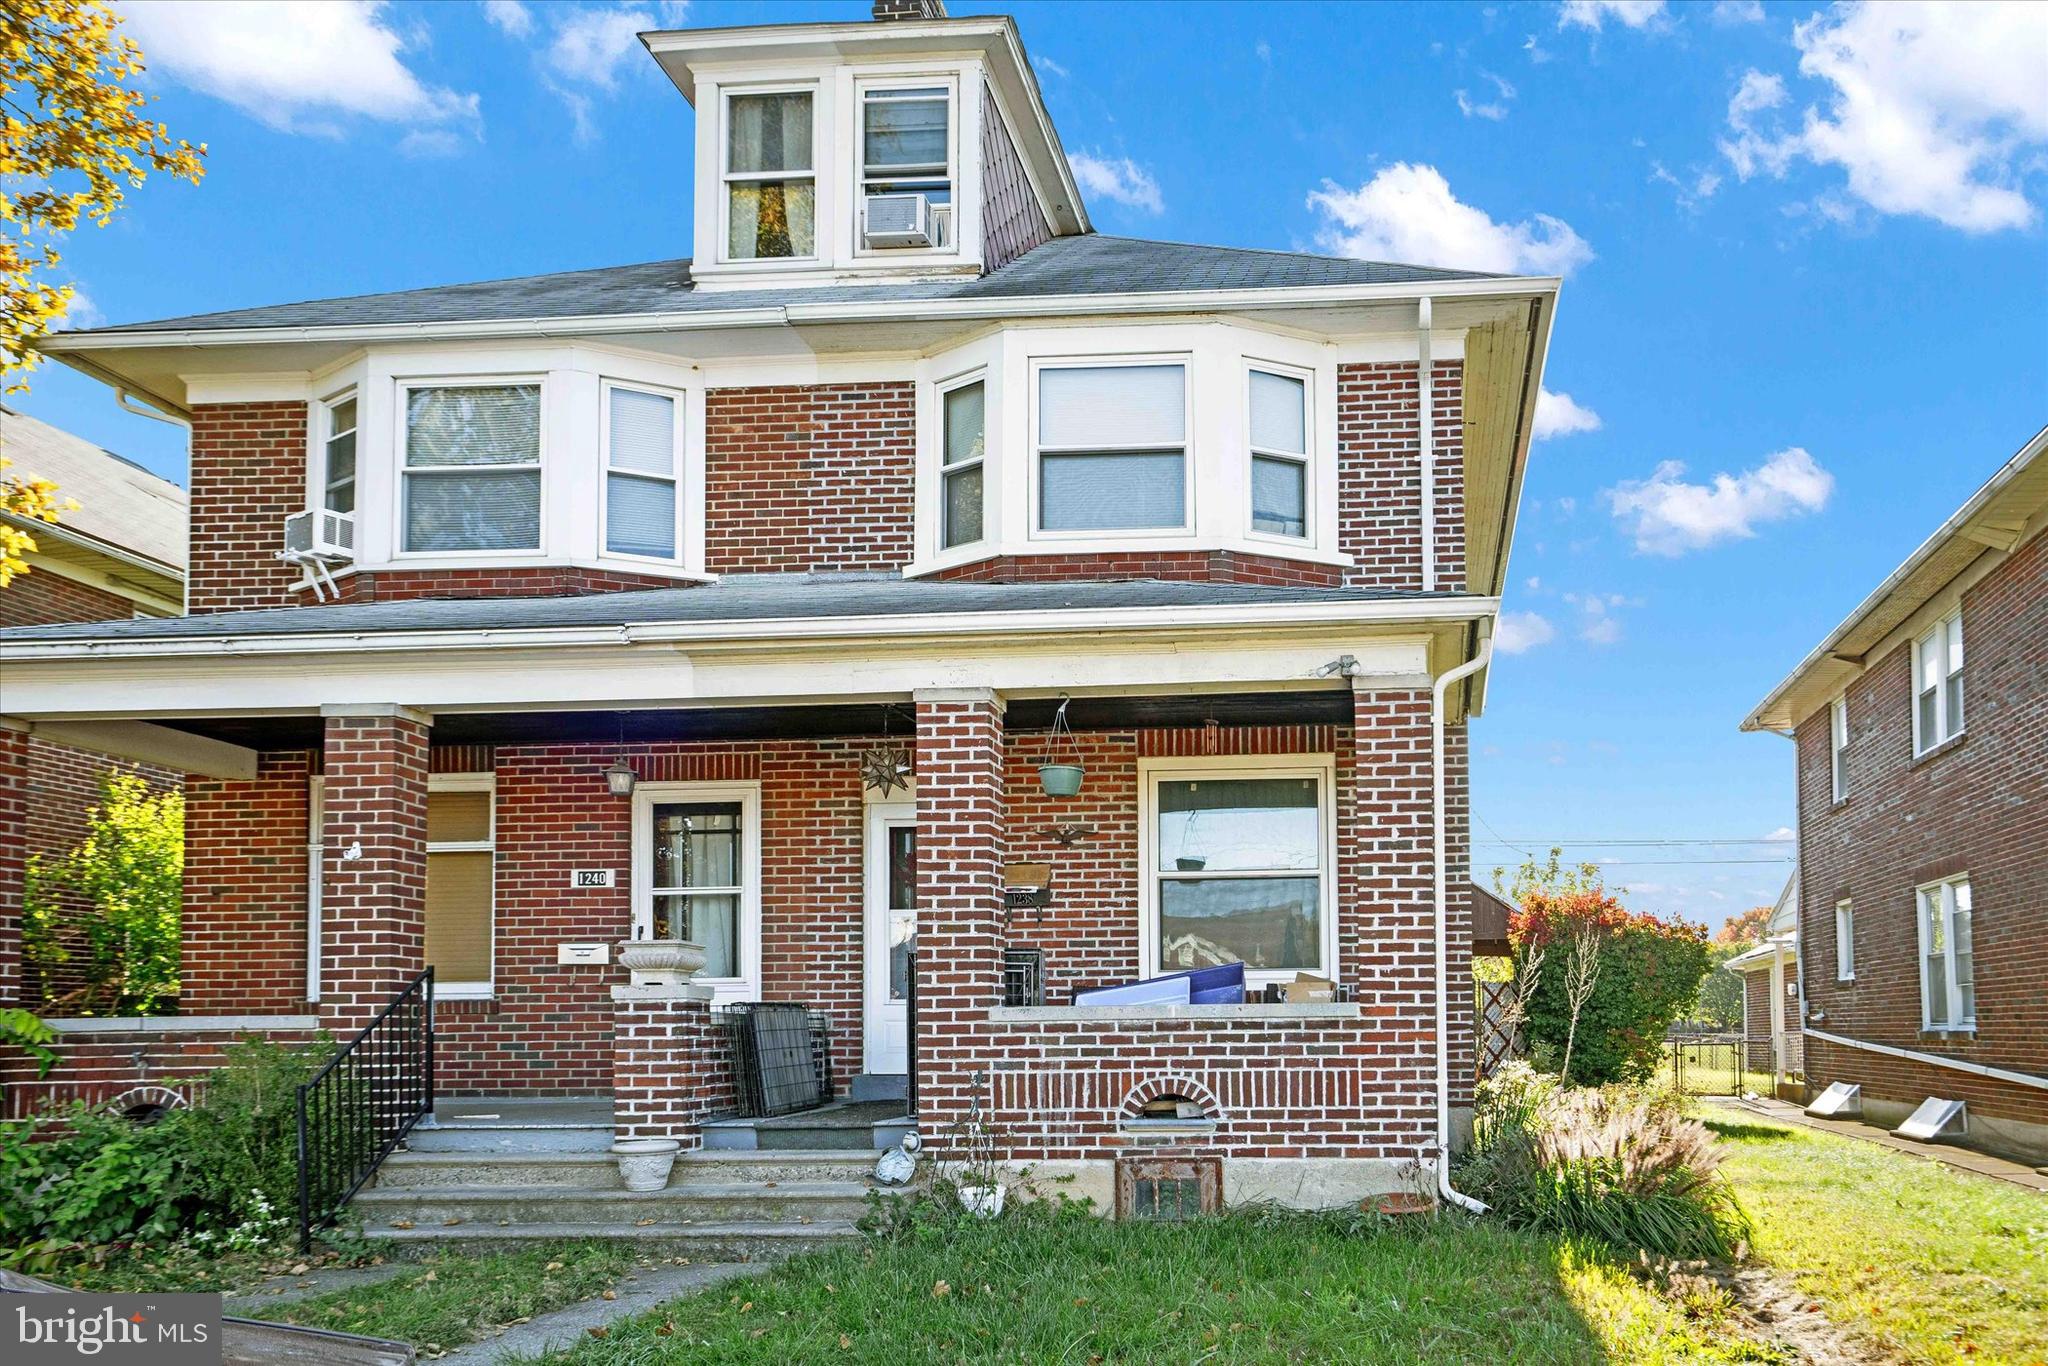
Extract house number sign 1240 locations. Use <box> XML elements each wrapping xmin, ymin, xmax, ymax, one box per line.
<box><xmin>570</xmin><ymin>869</ymin><xmax>615</xmax><ymax>889</ymax></box>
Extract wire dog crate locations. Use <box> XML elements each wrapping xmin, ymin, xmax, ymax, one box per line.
<box><xmin>718</xmin><ymin>1004</ymin><xmax>834</xmax><ymax>1118</ymax></box>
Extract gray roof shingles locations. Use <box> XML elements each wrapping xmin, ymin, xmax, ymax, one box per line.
<box><xmin>0</xmin><ymin>574</ymin><xmax>1442</xmax><ymax>643</ymax></box>
<box><xmin>57</xmin><ymin>235</ymin><xmax>1505</xmax><ymax>338</ymax></box>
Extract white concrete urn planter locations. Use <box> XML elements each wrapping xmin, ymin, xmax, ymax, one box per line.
<box><xmin>958</xmin><ymin>1182</ymin><xmax>1006</xmax><ymax>1218</ymax></box>
<box><xmin>612</xmin><ymin>1138</ymin><xmax>681</xmax><ymax>1192</ymax></box>
<box><xmin>616</xmin><ymin>938</ymin><xmax>707</xmax><ymax>988</ymax></box>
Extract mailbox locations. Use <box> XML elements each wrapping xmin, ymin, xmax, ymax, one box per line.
<box><xmin>1004</xmin><ymin>862</ymin><xmax>1053</xmax><ymax>914</ymax></box>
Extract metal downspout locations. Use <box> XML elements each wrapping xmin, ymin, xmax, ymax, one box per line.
<box><xmin>1433</xmin><ymin>620</ymin><xmax>1492</xmax><ymax>1214</ymax></box>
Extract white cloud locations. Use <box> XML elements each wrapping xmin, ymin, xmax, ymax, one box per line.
<box><xmin>1764</xmin><ymin>826</ymin><xmax>1796</xmax><ymax>842</ymax></box>
<box><xmin>1494</xmin><ymin>610</ymin><xmax>1557</xmax><ymax>655</ymax></box>
<box><xmin>1562</xmin><ymin>590</ymin><xmax>1633</xmax><ymax>645</ymax></box>
<box><xmin>1649</xmin><ymin>160</ymin><xmax>1722</xmax><ymax>211</ymax></box>
<box><xmin>1606</xmin><ymin>447</ymin><xmax>1834</xmax><ymax>555</ymax></box>
<box><xmin>1070</xmin><ymin>152</ymin><xmax>1165</xmax><ymax>214</ymax></box>
<box><xmin>58</xmin><ymin>287</ymin><xmax>104</xmax><ymax>330</ymax></box>
<box><xmin>1456</xmin><ymin>72</ymin><xmax>1516</xmax><ymax>121</ymax></box>
<box><xmin>118</xmin><ymin>1</ymin><xmax>479</xmax><ymax>138</ymax></box>
<box><xmin>1558</xmin><ymin>0</ymin><xmax>1667</xmax><ymax>32</ymax></box>
<box><xmin>1308</xmin><ymin>163</ymin><xmax>1593</xmax><ymax>276</ymax></box>
<box><xmin>1255</xmin><ymin>40</ymin><xmax>1273</xmax><ymax>65</ymax></box>
<box><xmin>482</xmin><ymin>0</ymin><xmax>533</xmax><ymax>38</ymax></box>
<box><xmin>1711</xmin><ymin>0</ymin><xmax>1765</xmax><ymax>23</ymax></box>
<box><xmin>1035</xmin><ymin>55</ymin><xmax>1069</xmax><ymax>80</ymax></box>
<box><xmin>1523</xmin><ymin>33</ymin><xmax>1553</xmax><ymax>64</ymax></box>
<box><xmin>1720</xmin><ymin>2</ymin><xmax>2048</xmax><ymax>233</ymax></box>
<box><xmin>398</xmin><ymin>128</ymin><xmax>464</xmax><ymax>158</ymax></box>
<box><xmin>545</xmin><ymin>6</ymin><xmax>655</xmax><ymax>92</ymax></box>
<box><xmin>1534</xmin><ymin>387</ymin><xmax>1602</xmax><ymax>440</ymax></box>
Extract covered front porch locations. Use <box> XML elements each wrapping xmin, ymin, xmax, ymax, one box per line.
<box><xmin>0</xmin><ymin>579</ymin><xmax>1487</xmax><ymax>1212</ymax></box>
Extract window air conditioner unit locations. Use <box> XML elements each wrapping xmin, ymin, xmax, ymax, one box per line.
<box><xmin>282</xmin><ymin>508</ymin><xmax>355</xmax><ymax>560</ymax></box>
<box><xmin>864</xmin><ymin>192</ymin><xmax>933</xmax><ymax>248</ymax></box>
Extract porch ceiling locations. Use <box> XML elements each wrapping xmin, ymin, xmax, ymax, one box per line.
<box><xmin>157</xmin><ymin>689</ymin><xmax>1357</xmax><ymax>751</ymax></box>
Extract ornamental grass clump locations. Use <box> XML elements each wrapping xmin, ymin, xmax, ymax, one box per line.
<box><xmin>1465</xmin><ymin>1063</ymin><xmax>1751</xmax><ymax>1261</ymax></box>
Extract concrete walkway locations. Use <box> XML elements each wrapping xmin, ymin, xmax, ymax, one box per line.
<box><xmin>222</xmin><ymin>1261</ymin><xmax>414</xmax><ymax>1307</ymax></box>
<box><xmin>435</xmin><ymin>1262</ymin><xmax>758</xmax><ymax>1363</ymax></box>
<box><xmin>1707</xmin><ymin>1095</ymin><xmax>2048</xmax><ymax>1193</ymax></box>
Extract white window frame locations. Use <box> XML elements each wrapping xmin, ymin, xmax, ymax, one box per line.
<box><xmin>1136</xmin><ymin>753</ymin><xmax>1338</xmax><ymax>988</ymax></box>
<box><xmin>630</xmin><ymin>781</ymin><xmax>763</xmax><ymax>1003</ymax></box>
<box><xmin>1244</xmin><ymin>360</ymin><xmax>1313</xmax><ymax>544</ymax></box>
<box><xmin>1915</xmin><ymin>873</ymin><xmax>1974</xmax><ymax>1030</ymax></box>
<box><xmin>854</xmin><ymin>75</ymin><xmax>958</xmax><ymax>258</ymax></box>
<box><xmin>936</xmin><ymin>368</ymin><xmax>987</xmax><ymax>553</ymax></box>
<box><xmin>719</xmin><ymin>83</ymin><xmax>819</xmax><ymax>267</ymax></box>
<box><xmin>395</xmin><ymin>376</ymin><xmax>546</xmax><ymax>559</ymax></box>
<box><xmin>1834</xmin><ymin>898</ymin><xmax>1854</xmax><ymax>981</ymax></box>
<box><xmin>1912</xmin><ymin>608</ymin><xmax>1964</xmax><ymax>755</ymax></box>
<box><xmin>317</xmin><ymin>389</ymin><xmax>358</xmax><ymax>517</ymax></box>
<box><xmin>426</xmin><ymin>772</ymin><xmax>496</xmax><ymax>1000</ymax></box>
<box><xmin>1030</xmin><ymin>355</ymin><xmax>1195</xmax><ymax>541</ymax></box>
<box><xmin>1829</xmin><ymin>696</ymin><xmax>1850</xmax><ymax>803</ymax></box>
<box><xmin>599</xmin><ymin>378</ymin><xmax>688</xmax><ymax>565</ymax></box>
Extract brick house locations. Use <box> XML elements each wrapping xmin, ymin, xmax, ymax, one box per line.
<box><xmin>0</xmin><ymin>405</ymin><xmax>185</xmax><ymax>1012</ymax></box>
<box><xmin>1722</xmin><ymin>872</ymin><xmax>1802</xmax><ymax>1082</ymax></box>
<box><xmin>0</xmin><ymin>2</ymin><xmax>1558</xmax><ymax>1216</ymax></box>
<box><xmin>1742</xmin><ymin>423</ymin><xmax>2047</xmax><ymax>1164</ymax></box>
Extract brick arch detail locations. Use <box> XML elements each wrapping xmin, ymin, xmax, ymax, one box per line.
<box><xmin>102</xmin><ymin>1084</ymin><xmax>191</xmax><ymax>1115</ymax></box>
<box><xmin>1119</xmin><ymin>1072</ymin><xmax>1224</xmax><ymax>1121</ymax></box>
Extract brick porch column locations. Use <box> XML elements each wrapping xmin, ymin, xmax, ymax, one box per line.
<box><xmin>611</xmin><ymin>984</ymin><xmax>733</xmax><ymax>1147</ymax></box>
<box><xmin>0</xmin><ymin>720</ymin><xmax>27</xmax><ymax>1006</ymax></box>
<box><xmin>1345</xmin><ymin>686</ymin><xmax>1439</xmax><ymax>1155</ymax></box>
<box><xmin>912</xmin><ymin>688</ymin><xmax>1007</xmax><ymax>1140</ymax></box>
<box><xmin>318</xmin><ymin>705</ymin><xmax>430</xmax><ymax>1030</ymax></box>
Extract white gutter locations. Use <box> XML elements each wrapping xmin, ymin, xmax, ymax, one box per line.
<box><xmin>1803</xmin><ymin>1027</ymin><xmax>2048</xmax><ymax>1093</ymax></box>
<box><xmin>0</xmin><ymin>593</ymin><xmax>1501</xmax><ymax>661</ymax></box>
<box><xmin>1418</xmin><ymin>297</ymin><xmax>1436</xmax><ymax>593</ymax></box>
<box><xmin>37</xmin><ymin>276</ymin><xmax>1562</xmax><ymax>354</ymax></box>
<box><xmin>1431</xmin><ymin>619</ymin><xmax>1492</xmax><ymax>1215</ymax></box>
<box><xmin>117</xmin><ymin>387</ymin><xmax>191</xmax><ymax>429</ymax></box>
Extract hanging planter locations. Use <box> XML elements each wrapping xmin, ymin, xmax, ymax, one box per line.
<box><xmin>1037</xmin><ymin>695</ymin><xmax>1086</xmax><ymax>797</ymax></box>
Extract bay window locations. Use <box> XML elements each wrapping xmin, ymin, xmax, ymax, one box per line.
<box><xmin>603</xmin><ymin>382</ymin><xmax>682</xmax><ymax>560</ymax></box>
<box><xmin>1248</xmin><ymin>368</ymin><xmax>1309</xmax><ymax>539</ymax></box>
<box><xmin>1142</xmin><ymin>758</ymin><xmax>1334</xmax><ymax>980</ymax></box>
<box><xmin>1036</xmin><ymin>362</ymin><xmax>1188</xmax><ymax>533</ymax></box>
<box><xmin>1913</xmin><ymin>610</ymin><xmax>1964</xmax><ymax>754</ymax></box>
<box><xmin>401</xmin><ymin>382</ymin><xmax>542</xmax><ymax>553</ymax></box>
<box><xmin>425</xmin><ymin>776</ymin><xmax>494</xmax><ymax>997</ymax></box>
<box><xmin>1917</xmin><ymin>874</ymin><xmax>1974</xmax><ymax>1029</ymax></box>
<box><xmin>320</xmin><ymin>392</ymin><xmax>357</xmax><ymax>515</ymax></box>
<box><xmin>725</xmin><ymin>89</ymin><xmax>814</xmax><ymax>261</ymax></box>
<box><xmin>941</xmin><ymin>376</ymin><xmax>985</xmax><ymax>549</ymax></box>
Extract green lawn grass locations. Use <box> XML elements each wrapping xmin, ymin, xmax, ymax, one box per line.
<box><xmin>1709</xmin><ymin>1113</ymin><xmax>2048</xmax><ymax>1366</ymax></box>
<box><xmin>513</xmin><ymin>1209</ymin><xmax>1779</xmax><ymax>1365</ymax></box>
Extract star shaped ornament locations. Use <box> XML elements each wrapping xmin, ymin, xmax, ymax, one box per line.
<box><xmin>860</xmin><ymin>743</ymin><xmax>913</xmax><ymax>796</ymax></box>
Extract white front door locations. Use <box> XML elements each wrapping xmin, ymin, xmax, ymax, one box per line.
<box><xmin>863</xmin><ymin>803</ymin><xmax>916</xmax><ymax>1075</ymax></box>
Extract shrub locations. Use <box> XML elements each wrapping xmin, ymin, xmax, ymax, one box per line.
<box><xmin>23</xmin><ymin>770</ymin><xmax>183</xmax><ymax>1015</ymax></box>
<box><xmin>1504</xmin><ymin>854</ymin><xmax>1712</xmax><ymax>1085</ymax></box>
<box><xmin>1464</xmin><ymin>1063</ymin><xmax>1750</xmax><ymax>1260</ymax></box>
<box><xmin>169</xmin><ymin>1034</ymin><xmax>333</xmax><ymax>1230</ymax></box>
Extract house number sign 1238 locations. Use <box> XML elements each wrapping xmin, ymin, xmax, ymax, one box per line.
<box><xmin>570</xmin><ymin>869</ymin><xmax>615</xmax><ymax>889</ymax></box>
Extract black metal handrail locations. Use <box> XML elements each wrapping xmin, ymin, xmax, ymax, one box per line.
<box><xmin>296</xmin><ymin>968</ymin><xmax>435</xmax><ymax>1250</ymax></box>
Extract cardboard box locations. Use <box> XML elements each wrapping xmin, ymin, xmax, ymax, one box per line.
<box><xmin>1282</xmin><ymin>973</ymin><xmax>1336</xmax><ymax>1003</ymax></box>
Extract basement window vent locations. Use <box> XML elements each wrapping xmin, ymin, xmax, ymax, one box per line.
<box><xmin>1117</xmin><ymin>1156</ymin><xmax>1220</xmax><ymax>1222</ymax></box>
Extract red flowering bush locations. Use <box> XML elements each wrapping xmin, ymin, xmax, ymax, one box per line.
<box><xmin>1504</xmin><ymin>857</ymin><xmax>1711</xmax><ymax>1085</ymax></box>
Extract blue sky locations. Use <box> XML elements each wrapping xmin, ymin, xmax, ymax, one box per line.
<box><xmin>16</xmin><ymin>0</ymin><xmax>2047</xmax><ymax>930</ymax></box>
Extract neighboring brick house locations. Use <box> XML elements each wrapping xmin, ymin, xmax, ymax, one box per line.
<box><xmin>0</xmin><ymin>2</ymin><xmax>1559</xmax><ymax>1213</ymax></box>
<box><xmin>1743</xmin><ymin>423</ymin><xmax>2048</xmax><ymax>1164</ymax></box>
<box><xmin>0</xmin><ymin>406</ymin><xmax>185</xmax><ymax>1012</ymax></box>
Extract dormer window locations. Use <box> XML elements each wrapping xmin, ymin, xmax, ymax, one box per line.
<box><xmin>725</xmin><ymin>89</ymin><xmax>815</xmax><ymax>261</ymax></box>
<box><xmin>861</xmin><ymin>81</ymin><xmax>953</xmax><ymax>250</ymax></box>
<box><xmin>401</xmin><ymin>381</ymin><xmax>543</xmax><ymax>553</ymax></box>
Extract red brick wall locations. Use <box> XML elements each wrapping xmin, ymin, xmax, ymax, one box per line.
<box><xmin>705</xmin><ymin>383</ymin><xmax>916</xmax><ymax>574</ymax></box>
<box><xmin>181</xmin><ymin>751</ymin><xmax>313</xmax><ymax>1015</ymax></box>
<box><xmin>1338</xmin><ymin>361</ymin><xmax>1465</xmax><ymax>593</ymax></box>
<box><xmin>0</xmin><ymin>1025</ymin><xmax>321</xmax><ymax>1120</ymax></box>
<box><xmin>1742</xmin><ymin>970</ymin><xmax>1774</xmax><ymax>1071</ymax></box>
<box><xmin>330</xmin><ymin>567</ymin><xmax>685</xmax><ymax>603</ymax></box>
<box><xmin>1794</xmin><ymin>527</ymin><xmax>2046</xmax><ymax>1127</ymax></box>
<box><xmin>318</xmin><ymin>711</ymin><xmax>429</xmax><ymax>1028</ymax></box>
<box><xmin>936</xmin><ymin>551</ymin><xmax>1341</xmax><ymax>586</ymax></box>
<box><xmin>0</xmin><ymin>567</ymin><xmax>142</xmax><ymax>628</ymax></box>
<box><xmin>187</xmin><ymin>401</ymin><xmax>309</xmax><ymax>614</ymax></box>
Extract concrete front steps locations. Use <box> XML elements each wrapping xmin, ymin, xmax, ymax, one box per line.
<box><xmin>356</xmin><ymin>1104</ymin><xmax>879</xmax><ymax>1251</ymax></box>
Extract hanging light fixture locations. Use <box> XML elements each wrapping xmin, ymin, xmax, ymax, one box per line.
<box><xmin>604</xmin><ymin>714</ymin><xmax>637</xmax><ymax>796</ymax></box>
<box><xmin>861</xmin><ymin>705</ymin><xmax>914</xmax><ymax>797</ymax></box>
